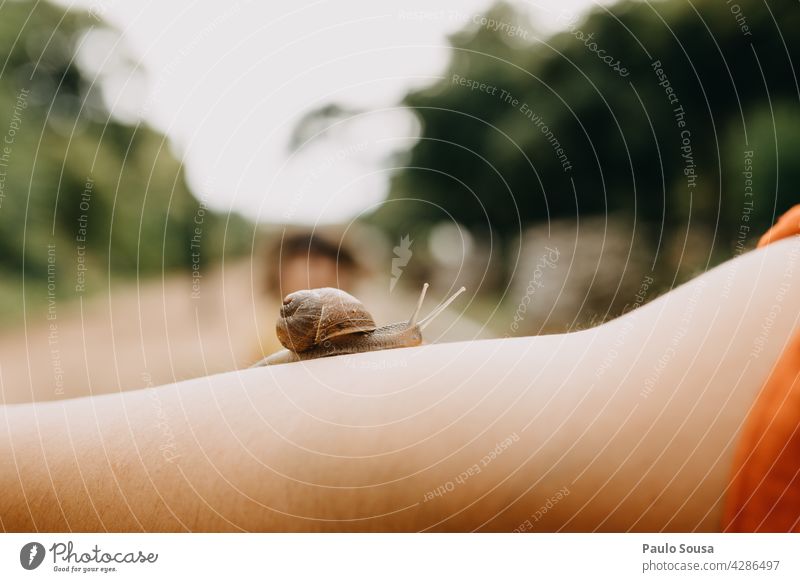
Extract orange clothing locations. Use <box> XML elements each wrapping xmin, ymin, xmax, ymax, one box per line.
<box><xmin>722</xmin><ymin>332</ymin><xmax>800</xmax><ymax>531</ymax></box>
<box><xmin>722</xmin><ymin>205</ymin><xmax>800</xmax><ymax>532</ymax></box>
<box><xmin>758</xmin><ymin>204</ymin><xmax>800</xmax><ymax>249</ymax></box>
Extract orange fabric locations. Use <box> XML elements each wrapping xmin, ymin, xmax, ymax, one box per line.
<box><xmin>758</xmin><ymin>204</ymin><xmax>800</xmax><ymax>248</ymax></box>
<box><xmin>722</xmin><ymin>204</ymin><xmax>800</xmax><ymax>532</ymax></box>
<box><xmin>722</xmin><ymin>333</ymin><xmax>800</xmax><ymax>531</ymax></box>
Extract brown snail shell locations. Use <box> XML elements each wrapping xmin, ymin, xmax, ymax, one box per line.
<box><xmin>275</xmin><ymin>287</ymin><xmax>377</xmax><ymax>353</ymax></box>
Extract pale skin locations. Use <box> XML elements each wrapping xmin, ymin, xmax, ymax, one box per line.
<box><xmin>1</xmin><ymin>238</ymin><xmax>799</xmax><ymax>532</ymax></box>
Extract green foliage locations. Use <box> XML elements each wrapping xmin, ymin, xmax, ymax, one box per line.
<box><xmin>0</xmin><ymin>1</ymin><xmax>252</xmax><ymax>321</ymax></box>
<box><xmin>371</xmin><ymin>0</ymin><xmax>800</xmax><ymax>279</ymax></box>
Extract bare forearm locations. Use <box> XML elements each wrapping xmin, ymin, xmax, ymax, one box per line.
<box><xmin>1</xmin><ymin>238</ymin><xmax>800</xmax><ymax>532</ymax></box>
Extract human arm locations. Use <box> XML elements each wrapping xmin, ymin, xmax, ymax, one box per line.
<box><xmin>2</xmin><ymin>238</ymin><xmax>800</xmax><ymax>532</ymax></box>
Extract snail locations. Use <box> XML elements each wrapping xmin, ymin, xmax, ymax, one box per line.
<box><xmin>252</xmin><ymin>283</ymin><xmax>466</xmax><ymax>366</ymax></box>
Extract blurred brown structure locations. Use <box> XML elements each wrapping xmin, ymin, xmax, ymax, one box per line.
<box><xmin>264</xmin><ymin>230</ymin><xmax>362</xmax><ymax>297</ymax></box>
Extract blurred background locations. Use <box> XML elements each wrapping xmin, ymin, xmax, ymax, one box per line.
<box><xmin>0</xmin><ymin>0</ymin><xmax>797</xmax><ymax>402</ymax></box>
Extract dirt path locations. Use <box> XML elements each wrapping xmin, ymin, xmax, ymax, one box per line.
<box><xmin>0</xmin><ymin>262</ymin><xmax>489</xmax><ymax>404</ymax></box>
<box><xmin>0</xmin><ymin>261</ymin><xmax>271</xmax><ymax>404</ymax></box>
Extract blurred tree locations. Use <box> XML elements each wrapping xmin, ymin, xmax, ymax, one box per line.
<box><xmin>369</xmin><ymin>0</ymin><xmax>800</xmax><ymax>283</ymax></box>
<box><xmin>0</xmin><ymin>1</ymin><xmax>252</xmax><ymax>322</ymax></box>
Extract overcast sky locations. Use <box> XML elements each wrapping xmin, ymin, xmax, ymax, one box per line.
<box><xmin>57</xmin><ymin>0</ymin><xmax>614</xmax><ymax>224</ymax></box>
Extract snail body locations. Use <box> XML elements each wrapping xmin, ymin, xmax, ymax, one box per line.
<box><xmin>254</xmin><ymin>284</ymin><xmax>465</xmax><ymax>366</ymax></box>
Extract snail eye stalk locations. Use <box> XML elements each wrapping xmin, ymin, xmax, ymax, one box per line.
<box><xmin>407</xmin><ymin>283</ymin><xmax>429</xmax><ymax>327</ymax></box>
<box><xmin>418</xmin><ymin>286</ymin><xmax>467</xmax><ymax>330</ymax></box>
